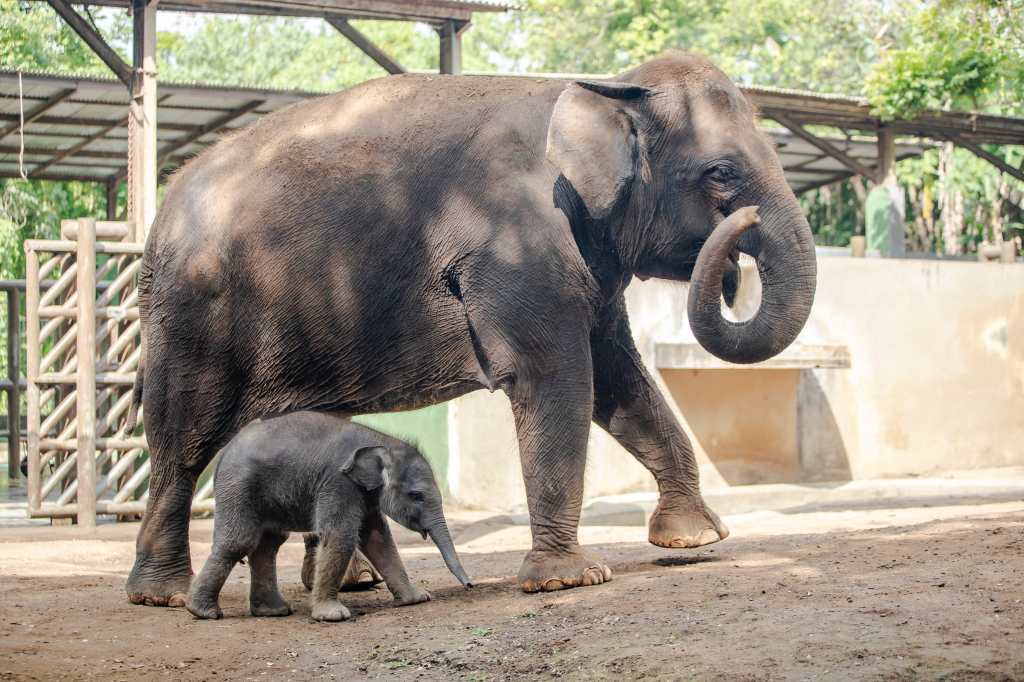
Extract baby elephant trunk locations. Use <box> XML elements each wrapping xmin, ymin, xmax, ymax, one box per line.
<box><xmin>427</xmin><ymin>520</ymin><xmax>473</xmax><ymax>588</ymax></box>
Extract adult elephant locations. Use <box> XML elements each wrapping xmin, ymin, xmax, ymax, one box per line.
<box><xmin>126</xmin><ymin>52</ymin><xmax>816</xmax><ymax>606</ymax></box>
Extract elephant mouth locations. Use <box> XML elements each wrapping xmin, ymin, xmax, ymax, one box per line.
<box><xmin>635</xmin><ymin>246</ymin><xmax>741</xmax><ymax>308</ymax></box>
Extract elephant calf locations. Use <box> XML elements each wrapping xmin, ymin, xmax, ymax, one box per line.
<box><xmin>186</xmin><ymin>412</ymin><xmax>472</xmax><ymax>621</ymax></box>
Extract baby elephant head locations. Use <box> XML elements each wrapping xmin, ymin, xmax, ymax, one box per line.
<box><xmin>342</xmin><ymin>443</ymin><xmax>473</xmax><ymax>588</ymax></box>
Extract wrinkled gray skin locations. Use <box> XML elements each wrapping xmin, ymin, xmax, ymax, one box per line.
<box><xmin>303</xmin><ymin>540</ymin><xmax>384</xmax><ymax>594</ymax></box>
<box><xmin>127</xmin><ymin>51</ymin><xmax>816</xmax><ymax>606</ymax></box>
<box><xmin>186</xmin><ymin>413</ymin><xmax>471</xmax><ymax>622</ymax></box>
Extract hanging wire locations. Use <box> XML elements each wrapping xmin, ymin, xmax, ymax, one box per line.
<box><xmin>17</xmin><ymin>70</ymin><xmax>27</xmax><ymax>180</ymax></box>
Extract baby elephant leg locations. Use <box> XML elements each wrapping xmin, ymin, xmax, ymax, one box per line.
<box><xmin>249</xmin><ymin>530</ymin><xmax>292</xmax><ymax>617</ymax></box>
<box><xmin>310</xmin><ymin>529</ymin><xmax>357</xmax><ymax>622</ymax></box>
<box><xmin>188</xmin><ymin>543</ymin><xmax>247</xmax><ymax>620</ymax></box>
<box><xmin>360</xmin><ymin>512</ymin><xmax>430</xmax><ymax>607</ymax></box>
<box><xmin>301</xmin><ymin>534</ymin><xmax>382</xmax><ymax>592</ymax></box>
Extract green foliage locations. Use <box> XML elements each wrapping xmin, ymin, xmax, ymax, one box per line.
<box><xmin>472</xmin><ymin>0</ymin><xmax>889</xmax><ymax>93</ymax></box>
<box><xmin>156</xmin><ymin>16</ymin><xmax>439</xmax><ymax>91</ymax></box>
<box><xmin>0</xmin><ymin>0</ymin><xmax>130</xmax><ymax>74</ymax></box>
<box><xmin>865</xmin><ymin>1</ymin><xmax>1022</xmax><ymax>120</ymax></box>
<box><xmin>800</xmin><ymin>181</ymin><xmax>863</xmax><ymax>247</ymax></box>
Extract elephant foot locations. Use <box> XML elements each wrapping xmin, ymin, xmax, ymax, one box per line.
<box><xmin>340</xmin><ymin>551</ymin><xmax>384</xmax><ymax>592</ymax></box>
<box><xmin>126</xmin><ymin>560</ymin><xmax>192</xmax><ymax>607</ymax></box>
<box><xmin>251</xmin><ymin>595</ymin><xmax>292</xmax><ymax>618</ymax></box>
<box><xmin>311</xmin><ymin>599</ymin><xmax>351</xmax><ymax>622</ymax></box>
<box><xmin>185</xmin><ymin>596</ymin><xmax>223</xmax><ymax>620</ymax></box>
<box><xmin>648</xmin><ymin>493</ymin><xmax>729</xmax><ymax>548</ymax></box>
<box><xmin>393</xmin><ymin>585</ymin><xmax>431</xmax><ymax>607</ymax></box>
<box><xmin>301</xmin><ymin>539</ymin><xmax>383</xmax><ymax>592</ymax></box>
<box><xmin>518</xmin><ymin>546</ymin><xmax>612</xmax><ymax>593</ymax></box>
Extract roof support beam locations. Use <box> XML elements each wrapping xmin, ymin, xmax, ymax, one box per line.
<box><xmin>793</xmin><ymin>170</ymin><xmax>857</xmax><ymax>196</ymax></box>
<box><xmin>327</xmin><ymin>17</ymin><xmax>405</xmax><ymax>75</ymax></box>
<box><xmin>44</xmin><ymin>0</ymin><xmax>133</xmax><ymax>87</ymax></box>
<box><xmin>29</xmin><ymin>92</ymin><xmax>172</xmax><ymax>178</ymax></box>
<box><xmin>155</xmin><ymin>98</ymin><xmax>264</xmax><ymax>165</ymax></box>
<box><xmin>0</xmin><ymin>112</ymin><xmax>198</xmax><ymax>131</ymax></box>
<box><xmin>950</xmin><ymin>137</ymin><xmax>1024</xmax><ymax>185</ymax></box>
<box><xmin>29</xmin><ymin>116</ymin><xmax>128</xmax><ymax>177</ymax></box>
<box><xmin>0</xmin><ymin>88</ymin><xmax>76</xmax><ymax>143</ymax></box>
<box><xmin>113</xmin><ymin>98</ymin><xmax>265</xmax><ymax>180</ymax></box>
<box><xmin>771</xmin><ymin>113</ymin><xmax>882</xmax><ymax>184</ymax></box>
<box><xmin>437</xmin><ymin>19</ymin><xmax>468</xmax><ymax>75</ymax></box>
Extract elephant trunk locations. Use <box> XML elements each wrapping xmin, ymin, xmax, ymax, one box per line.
<box><xmin>687</xmin><ymin>202</ymin><xmax>817</xmax><ymax>364</ymax></box>
<box><xmin>427</xmin><ymin>519</ymin><xmax>473</xmax><ymax>588</ymax></box>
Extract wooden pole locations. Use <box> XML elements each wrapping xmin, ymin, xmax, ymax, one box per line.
<box><xmin>106</xmin><ymin>180</ymin><xmax>119</xmax><ymax>222</ymax></box>
<box><xmin>76</xmin><ymin>218</ymin><xmax>97</xmax><ymax>529</ymax></box>
<box><xmin>25</xmin><ymin>248</ymin><xmax>40</xmax><ymax>513</ymax></box>
<box><xmin>327</xmin><ymin>17</ymin><xmax>406</xmax><ymax>75</ymax></box>
<box><xmin>6</xmin><ymin>288</ymin><xmax>20</xmax><ymax>483</ymax></box>
<box><xmin>438</xmin><ymin>20</ymin><xmax>466</xmax><ymax>75</ymax></box>
<box><xmin>877</xmin><ymin>126</ymin><xmax>896</xmax><ymax>185</ymax></box>
<box><xmin>43</xmin><ymin>0</ymin><xmax>133</xmax><ymax>87</ymax></box>
<box><xmin>130</xmin><ymin>0</ymin><xmax>158</xmax><ymax>243</ymax></box>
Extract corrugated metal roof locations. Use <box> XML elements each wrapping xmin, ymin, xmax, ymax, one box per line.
<box><xmin>0</xmin><ymin>69</ymin><xmax>975</xmax><ymax>194</ymax></box>
<box><xmin>83</xmin><ymin>0</ymin><xmax>513</xmax><ymax>22</ymax></box>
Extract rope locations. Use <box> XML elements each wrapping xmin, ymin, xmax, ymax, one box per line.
<box><xmin>126</xmin><ymin>102</ymin><xmax>136</xmax><ymax>220</ymax></box>
<box><xmin>17</xmin><ymin>70</ymin><xmax>27</xmax><ymax>180</ymax></box>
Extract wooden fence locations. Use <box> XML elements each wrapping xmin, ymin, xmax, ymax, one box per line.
<box><xmin>24</xmin><ymin>218</ymin><xmax>214</xmax><ymax>526</ymax></box>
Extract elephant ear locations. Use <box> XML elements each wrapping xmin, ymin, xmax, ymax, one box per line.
<box><xmin>546</xmin><ymin>80</ymin><xmax>651</xmax><ymax>220</ymax></box>
<box><xmin>341</xmin><ymin>446</ymin><xmax>389</xmax><ymax>491</ymax></box>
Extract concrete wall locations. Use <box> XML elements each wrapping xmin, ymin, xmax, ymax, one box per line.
<box><xmin>437</xmin><ymin>253</ymin><xmax>1024</xmax><ymax>511</ymax></box>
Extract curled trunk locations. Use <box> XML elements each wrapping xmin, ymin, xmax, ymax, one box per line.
<box><xmin>428</xmin><ymin>521</ymin><xmax>473</xmax><ymax>588</ymax></box>
<box><xmin>687</xmin><ymin>204</ymin><xmax>817</xmax><ymax>364</ymax></box>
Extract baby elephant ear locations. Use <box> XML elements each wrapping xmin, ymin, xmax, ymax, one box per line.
<box><xmin>341</xmin><ymin>446</ymin><xmax>388</xmax><ymax>491</ymax></box>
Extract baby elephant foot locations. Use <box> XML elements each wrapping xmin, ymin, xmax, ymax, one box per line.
<box><xmin>518</xmin><ymin>547</ymin><xmax>612</xmax><ymax>593</ymax></box>
<box><xmin>250</xmin><ymin>597</ymin><xmax>292</xmax><ymax>618</ymax></box>
<box><xmin>311</xmin><ymin>599</ymin><xmax>351</xmax><ymax>622</ymax></box>
<box><xmin>648</xmin><ymin>493</ymin><xmax>730</xmax><ymax>549</ymax></box>
<box><xmin>186</xmin><ymin>595</ymin><xmax>223</xmax><ymax>620</ymax></box>
<box><xmin>394</xmin><ymin>585</ymin><xmax>431</xmax><ymax>607</ymax></box>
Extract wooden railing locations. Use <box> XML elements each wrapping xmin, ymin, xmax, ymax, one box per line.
<box><xmin>24</xmin><ymin>218</ymin><xmax>214</xmax><ymax>525</ymax></box>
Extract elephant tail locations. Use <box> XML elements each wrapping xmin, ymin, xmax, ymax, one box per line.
<box><xmin>122</xmin><ymin>360</ymin><xmax>144</xmax><ymax>437</ymax></box>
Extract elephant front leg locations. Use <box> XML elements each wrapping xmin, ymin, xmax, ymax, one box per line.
<box><xmin>359</xmin><ymin>513</ymin><xmax>430</xmax><ymax>606</ymax></box>
<box><xmin>591</xmin><ymin>304</ymin><xmax>729</xmax><ymax>549</ymax></box>
<box><xmin>511</xmin><ymin>363</ymin><xmax>612</xmax><ymax>593</ymax></box>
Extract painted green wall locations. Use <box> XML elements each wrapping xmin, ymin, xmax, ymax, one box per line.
<box><xmin>353</xmin><ymin>403</ymin><xmax>450</xmax><ymax>495</ymax></box>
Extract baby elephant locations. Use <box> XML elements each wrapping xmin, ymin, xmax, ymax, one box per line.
<box><xmin>187</xmin><ymin>412</ymin><xmax>472</xmax><ymax>621</ymax></box>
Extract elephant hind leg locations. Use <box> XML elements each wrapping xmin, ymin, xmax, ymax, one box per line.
<box><xmin>126</xmin><ymin>452</ymin><xmax>201</xmax><ymax>607</ymax></box>
<box><xmin>126</xmin><ymin>364</ymin><xmax>240</xmax><ymax>607</ymax></box>
<box><xmin>187</xmin><ymin>533</ymin><xmax>254</xmax><ymax>620</ymax></box>
<box><xmin>301</xmin><ymin>534</ymin><xmax>383</xmax><ymax>593</ymax></box>
<box><xmin>249</xmin><ymin>530</ymin><xmax>291</xmax><ymax>617</ymax></box>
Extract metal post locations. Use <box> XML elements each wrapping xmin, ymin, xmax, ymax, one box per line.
<box><xmin>876</xmin><ymin>126</ymin><xmax>896</xmax><ymax>185</ymax></box>
<box><xmin>25</xmin><ymin>250</ymin><xmax>40</xmax><ymax>513</ymax></box>
<box><xmin>76</xmin><ymin>219</ymin><xmax>97</xmax><ymax>529</ymax></box>
<box><xmin>130</xmin><ymin>0</ymin><xmax>158</xmax><ymax>243</ymax></box>
<box><xmin>6</xmin><ymin>287</ymin><xmax>20</xmax><ymax>483</ymax></box>
<box><xmin>438</xmin><ymin>20</ymin><xmax>466</xmax><ymax>75</ymax></box>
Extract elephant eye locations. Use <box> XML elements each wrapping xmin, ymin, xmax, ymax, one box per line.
<box><xmin>408</xmin><ymin>491</ymin><xmax>425</xmax><ymax>502</ymax></box>
<box><xmin>705</xmin><ymin>164</ymin><xmax>738</xmax><ymax>183</ymax></box>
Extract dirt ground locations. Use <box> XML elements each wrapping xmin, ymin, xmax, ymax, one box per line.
<box><xmin>0</xmin><ymin>495</ymin><xmax>1022</xmax><ymax>681</ymax></box>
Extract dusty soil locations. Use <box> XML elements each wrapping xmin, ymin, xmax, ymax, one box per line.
<box><xmin>0</xmin><ymin>497</ymin><xmax>1022</xmax><ymax>681</ymax></box>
